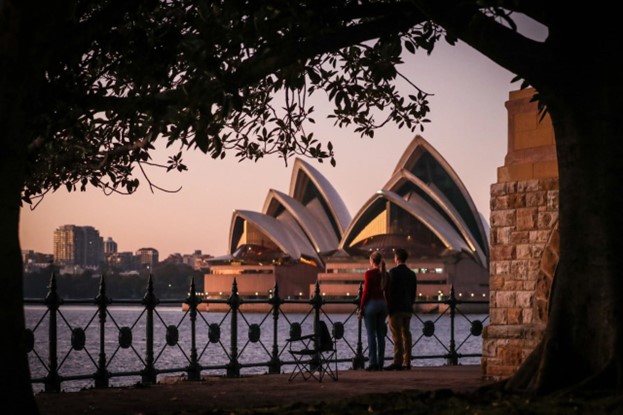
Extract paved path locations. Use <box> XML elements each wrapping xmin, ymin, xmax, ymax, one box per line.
<box><xmin>36</xmin><ymin>366</ymin><xmax>495</xmax><ymax>415</ymax></box>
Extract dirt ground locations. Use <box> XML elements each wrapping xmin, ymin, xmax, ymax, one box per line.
<box><xmin>35</xmin><ymin>366</ymin><xmax>623</xmax><ymax>415</ymax></box>
<box><xmin>35</xmin><ymin>366</ymin><xmax>489</xmax><ymax>414</ymax></box>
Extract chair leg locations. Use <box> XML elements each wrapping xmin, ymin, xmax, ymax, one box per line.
<box><xmin>321</xmin><ymin>350</ymin><xmax>338</xmax><ymax>381</ymax></box>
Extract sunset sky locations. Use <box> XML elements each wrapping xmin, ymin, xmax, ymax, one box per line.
<box><xmin>20</xmin><ymin>20</ymin><xmax>547</xmax><ymax>259</ymax></box>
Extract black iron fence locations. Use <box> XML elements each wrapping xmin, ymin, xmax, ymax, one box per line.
<box><xmin>24</xmin><ymin>274</ymin><xmax>489</xmax><ymax>393</ymax></box>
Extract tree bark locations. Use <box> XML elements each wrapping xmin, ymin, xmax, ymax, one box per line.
<box><xmin>0</xmin><ymin>152</ymin><xmax>36</xmax><ymax>414</ymax></box>
<box><xmin>0</xmin><ymin>68</ymin><xmax>39</xmax><ymax>415</ymax></box>
<box><xmin>506</xmin><ymin>84</ymin><xmax>623</xmax><ymax>395</ymax></box>
<box><xmin>0</xmin><ymin>1</ymin><xmax>64</xmax><ymax>412</ymax></box>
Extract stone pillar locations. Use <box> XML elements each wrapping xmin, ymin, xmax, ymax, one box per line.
<box><xmin>482</xmin><ymin>88</ymin><xmax>559</xmax><ymax>380</ymax></box>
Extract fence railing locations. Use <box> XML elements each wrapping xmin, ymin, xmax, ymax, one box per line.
<box><xmin>24</xmin><ymin>273</ymin><xmax>489</xmax><ymax>393</ymax></box>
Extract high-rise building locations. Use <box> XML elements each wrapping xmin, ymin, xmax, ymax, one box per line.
<box><xmin>53</xmin><ymin>225</ymin><xmax>105</xmax><ymax>267</ymax></box>
<box><xmin>136</xmin><ymin>247</ymin><xmax>159</xmax><ymax>271</ymax></box>
<box><xmin>104</xmin><ymin>237</ymin><xmax>118</xmax><ymax>255</ymax></box>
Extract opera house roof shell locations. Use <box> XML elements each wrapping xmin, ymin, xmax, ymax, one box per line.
<box><xmin>212</xmin><ymin>157</ymin><xmax>351</xmax><ymax>268</ymax></box>
<box><xmin>340</xmin><ymin>136</ymin><xmax>489</xmax><ymax>267</ymax></box>
<box><xmin>212</xmin><ymin>135</ymin><xmax>489</xmax><ymax>269</ymax></box>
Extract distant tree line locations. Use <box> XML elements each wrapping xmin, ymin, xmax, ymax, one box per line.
<box><xmin>23</xmin><ymin>263</ymin><xmax>205</xmax><ymax>300</ymax></box>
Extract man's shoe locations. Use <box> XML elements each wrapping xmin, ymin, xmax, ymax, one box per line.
<box><xmin>403</xmin><ymin>364</ymin><xmax>412</xmax><ymax>370</ymax></box>
<box><xmin>384</xmin><ymin>363</ymin><xmax>403</xmax><ymax>371</ymax></box>
<box><xmin>365</xmin><ymin>364</ymin><xmax>379</xmax><ymax>371</ymax></box>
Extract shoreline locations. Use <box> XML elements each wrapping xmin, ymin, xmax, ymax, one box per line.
<box><xmin>181</xmin><ymin>302</ymin><xmax>489</xmax><ymax>314</ymax></box>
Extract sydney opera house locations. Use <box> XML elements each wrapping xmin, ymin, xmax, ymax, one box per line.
<box><xmin>205</xmin><ymin>135</ymin><xmax>490</xmax><ymax>311</ymax></box>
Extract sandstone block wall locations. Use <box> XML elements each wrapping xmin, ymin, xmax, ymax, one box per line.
<box><xmin>481</xmin><ymin>88</ymin><xmax>559</xmax><ymax>380</ymax></box>
<box><xmin>483</xmin><ymin>177</ymin><xmax>558</xmax><ymax>379</ymax></box>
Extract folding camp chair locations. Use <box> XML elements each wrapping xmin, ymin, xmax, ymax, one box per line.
<box><xmin>287</xmin><ymin>320</ymin><xmax>338</xmax><ymax>382</ymax></box>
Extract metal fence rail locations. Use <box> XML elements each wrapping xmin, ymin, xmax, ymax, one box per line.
<box><xmin>24</xmin><ymin>274</ymin><xmax>489</xmax><ymax>393</ymax></box>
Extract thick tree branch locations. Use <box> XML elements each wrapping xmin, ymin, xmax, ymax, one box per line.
<box><xmin>410</xmin><ymin>0</ymin><xmax>555</xmax><ymax>87</ymax></box>
<box><xmin>494</xmin><ymin>0</ymin><xmax>555</xmax><ymax>28</ymax></box>
<box><xmin>229</xmin><ymin>7</ymin><xmax>428</xmax><ymax>88</ymax></box>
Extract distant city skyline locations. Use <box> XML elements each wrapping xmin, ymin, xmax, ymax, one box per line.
<box><xmin>20</xmin><ymin>21</ymin><xmax>547</xmax><ymax>259</ymax></box>
<box><xmin>28</xmin><ymin>223</ymin><xmax>209</xmax><ymax>259</ymax></box>
<box><xmin>23</xmin><ymin>223</ymin><xmax>213</xmax><ymax>274</ymax></box>
<box><xmin>24</xmin><ymin>222</ymin><xmax>208</xmax><ymax>258</ymax></box>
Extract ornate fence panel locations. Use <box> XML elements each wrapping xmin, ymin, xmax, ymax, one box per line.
<box><xmin>24</xmin><ymin>274</ymin><xmax>489</xmax><ymax>393</ymax></box>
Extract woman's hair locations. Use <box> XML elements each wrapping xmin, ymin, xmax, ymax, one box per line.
<box><xmin>370</xmin><ymin>251</ymin><xmax>383</xmax><ymax>265</ymax></box>
<box><xmin>370</xmin><ymin>251</ymin><xmax>388</xmax><ymax>289</ymax></box>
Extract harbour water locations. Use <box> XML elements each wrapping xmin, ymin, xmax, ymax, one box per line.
<box><xmin>26</xmin><ymin>304</ymin><xmax>487</xmax><ymax>393</ymax></box>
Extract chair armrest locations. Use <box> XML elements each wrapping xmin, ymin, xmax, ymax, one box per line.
<box><xmin>286</xmin><ymin>334</ymin><xmax>315</xmax><ymax>342</ymax></box>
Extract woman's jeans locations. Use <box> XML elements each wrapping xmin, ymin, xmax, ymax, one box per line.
<box><xmin>363</xmin><ymin>299</ymin><xmax>388</xmax><ymax>367</ymax></box>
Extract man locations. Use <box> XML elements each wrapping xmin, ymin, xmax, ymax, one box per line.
<box><xmin>384</xmin><ymin>248</ymin><xmax>417</xmax><ymax>370</ymax></box>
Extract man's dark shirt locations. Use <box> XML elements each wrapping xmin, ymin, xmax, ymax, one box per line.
<box><xmin>387</xmin><ymin>263</ymin><xmax>417</xmax><ymax>314</ymax></box>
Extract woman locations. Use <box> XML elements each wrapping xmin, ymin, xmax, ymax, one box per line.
<box><xmin>358</xmin><ymin>251</ymin><xmax>388</xmax><ymax>371</ymax></box>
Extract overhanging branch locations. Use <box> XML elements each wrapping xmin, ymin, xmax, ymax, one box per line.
<box><xmin>229</xmin><ymin>8</ymin><xmax>428</xmax><ymax>89</ymax></box>
<box><xmin>410</xmin><ymin>0</ymin><xmax>554</xmax><ymax>85</ymax></box>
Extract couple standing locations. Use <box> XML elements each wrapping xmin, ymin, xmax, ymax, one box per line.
<box><xmin>358</xmin><ymin>248</ymin><xmax>417</xmax><ymax>371</ymax></box>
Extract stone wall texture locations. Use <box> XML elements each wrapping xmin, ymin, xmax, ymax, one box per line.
<box><xmin>482</xmin><ymin>88</ymin><xmax>559</xmax><ymax>380</ymax></box>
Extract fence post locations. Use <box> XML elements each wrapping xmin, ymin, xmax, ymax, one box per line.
<box><xmin>94</xmin><ymin>275</ymin><xmax>111</xmax><ymax>388</ymax></box>
<box><xmin>446</xmin><ymin>285</ymin><xmax>458</xmax><ymax>365</ymax></box>
<box><xmin>310</xmin><ymin>280</ymin><xmax>323</xmax><ymax>328</ymax></box>
<box><xmin>268</xmin><ymin>282</ymin><xmax>282</xmax><ymax>374</ymax></box>
<box><xmin>226</xmin><ymin>278</ymin><xmax>241</xmax><ymax>377</ymax></box>
<box><xmin>44</xmin><ymin>273</ymin><xmax>62</xmax><ymax>393</ymax></box>
<box><xmin>141</xmin><ymin>274</ymin><xmax>159</xmax><ymax>384</ymax></box>
<box><xmin>185</xmin><ymin>277</ymin><xmax>202</xmax><ymax>381</ymax></box>
<box><xmin>309</xmin><ymin>280</ymin><xmax>323</xmax><ymax>371</ymax></box>
<box><xmin>352</xmin><ymin>282</ymin><xmax>365</xmax><ymax>369</ymax></box>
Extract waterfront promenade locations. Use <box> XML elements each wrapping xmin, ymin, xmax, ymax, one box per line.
<box><xmin>36</xmin><ymin>365</ymin><xmax>493</xmax><ymax>415</ymax></box>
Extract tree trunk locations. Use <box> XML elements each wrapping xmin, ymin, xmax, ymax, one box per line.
<box><xmin>0</xmin><ymin>156</ymin><xmax>36</xmax><ymax>414</ymax></box>
<box><xmin>0</xmin><ymin>1</ymin><xmax>59</xmax><ymax>412</ymax></box>
<box><xmin>506</xmin><ymin>85</ymin><xmax>623</xmax><ymax>395</ymax></box>
<box><xmin>0</xmin><ymin>77</ymin><xmax>39</xmax><ymax>415</ymax></box>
